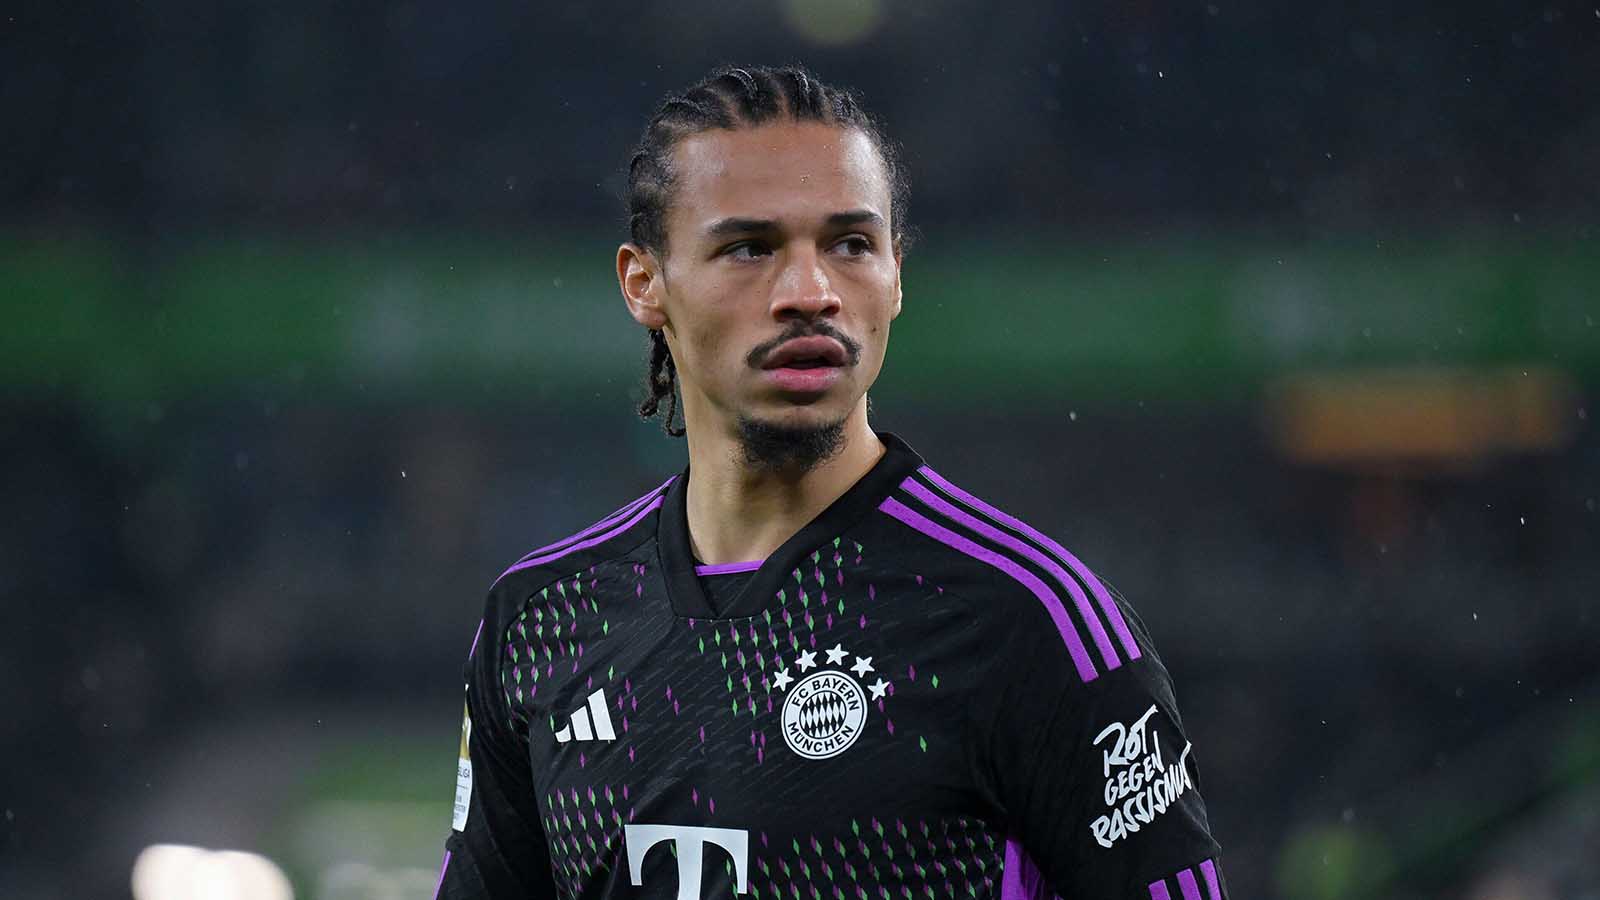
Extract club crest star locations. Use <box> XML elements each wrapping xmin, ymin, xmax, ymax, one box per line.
<box><xmin>796</xmin><ymin>649</ymin><xmax>818</xmax><ymax>672</ymax></box>
<box><xmin>869</xmin><ymin>678</ymin><xmax>889</xmax><ymax>701</ymax></box>
<box><xmin>773</xmin><ymin>667</ymin><xmax>794</xmax><ymax>691</ymax></box>
<box><xmin>824</xmin><ymin>643</ymin><xmax>849</xmax><ymax>665</ymax></box>
<box><xmin>851</xmin><ymin>655</ymin><xmax>875</xmax><ymax>677</ymax></box>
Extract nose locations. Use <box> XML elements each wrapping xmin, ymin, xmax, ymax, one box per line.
<box><xmin>769</xmin><ymin>246</ymin><xmax>841</xmax><ymax>322</ymax></box>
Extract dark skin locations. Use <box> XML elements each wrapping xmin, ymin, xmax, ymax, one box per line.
<box><xmin>616</xmin><ymin>121</ymin><xmax>904</xmax><ymax>566</ymax></box>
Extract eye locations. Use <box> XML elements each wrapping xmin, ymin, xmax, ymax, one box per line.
<box><xmin>832</xmin><ymin>235</ymin><xmax>874</xmax><ymax>257</ymax></box>
<box><xmin>722</xmin><ymin>240</ymin><xmax>772</xmax><ymax>261</ymax></box>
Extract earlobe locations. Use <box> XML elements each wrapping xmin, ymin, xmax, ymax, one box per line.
<box><xmin>618</xmin><ymin>243</ymin><xmax>669</xmax><ymax>330</ymax></box>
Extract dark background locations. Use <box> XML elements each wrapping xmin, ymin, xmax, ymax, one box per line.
<box><xmin>3</xmin><ymin>1</ymin><xmax>1597</xmax><ymax>898</ymax></box>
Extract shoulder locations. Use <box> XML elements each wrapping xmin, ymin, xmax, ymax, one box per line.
<box><xmin>488</xmin><ymin>475</ymin><xmax>675</xmax><ymax>600</ymax></box>
<box><xmin>870</xmin><ymin>463</ymin><xmax>1147</xmax><ymax>685</ymax></box>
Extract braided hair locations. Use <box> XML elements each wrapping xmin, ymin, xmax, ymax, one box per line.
<box><xmin>625</xmin><ymin>65</ymin><xmax>909</xmax><ymax>436</ymax></box>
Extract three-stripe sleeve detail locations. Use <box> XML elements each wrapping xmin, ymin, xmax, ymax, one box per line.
<box><xmin>507</xmin><ymin>476</ymin><xmax>675</xmax><ymax>568</ymax></box>
<box><xmin>879</xmin><ymin>469</ymin><xmax>1141</xmax><ymax>683</ymax></box>
<box><xmin>899</xmin><ymin>477</ymin><xmax>1123</xmax><ymax>671</ymax></box>
<box><xmin>916</xmin><ymin>465</ymin><xmax>1141</xmax><ymax>663</ymax></box>
<box><xmin>878</xmin><ymin>495</ymin><xmax>1100</xmax><ymax>683</ymax></box>
<box><xmin>492</xmin><ymin>478</ymin><xmax>674</xmax><ymax>587</ymax></box>
<box><xmin>1148</xmin><ymin>859</ymin><xmax>1223</xmax><ymax>900</ymax></box>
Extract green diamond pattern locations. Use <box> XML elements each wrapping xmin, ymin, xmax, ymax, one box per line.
<box><xmin>541</xmin><ymin>782</ymin><xmax>635</xmax><ymax>900</ymax></box>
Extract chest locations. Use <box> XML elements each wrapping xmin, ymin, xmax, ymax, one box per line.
<box><xmin>501</xmin><ymin>560</ymin><xmax>1011</xmax><ymax>900</ymax></box>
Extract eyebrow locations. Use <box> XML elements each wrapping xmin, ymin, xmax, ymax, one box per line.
<box><xmin>703</xmin><ymin>209</ymin><xmax>886</xmax><ymax>238</ymax></box>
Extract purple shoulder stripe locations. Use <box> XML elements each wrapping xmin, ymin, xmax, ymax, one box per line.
<box><xmin>878</xmin><ymin>496</ymin><xmax>1098</xmax><ymax>682</ymax></box>
<box><xmin>494</xmin><ymin>491</ymin><xmax>666</xmax><ymax>587</ymax></box>
<box><xmin>918</xmin><ymin>465</ymin><xmax>1141</xmax><ymax>663</ymax></box>
<box><xmin>513</xmin><ymin>476</ymin><xmax>675</xmax><ymax>566</ymax></box>
<box><xmin>902</xmin><ymin>476</ymin><xmax>1123</xmax><ymax>672</ymax></box>
<box><xmin>468</xmin><ymin>618</ymin><xmax>484</xmax><ymax>660</ymax></box>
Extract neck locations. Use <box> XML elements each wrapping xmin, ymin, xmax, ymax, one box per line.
<box><xmin>682</xmin><ymin>402</ymin><xmax>884</xmax><ymax>566</ymax></box>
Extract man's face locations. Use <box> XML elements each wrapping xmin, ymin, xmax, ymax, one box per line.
<box><xmin>630</xmin><ymin>121</ymin><xmax>902</xmax><ymax>442</ymax></box>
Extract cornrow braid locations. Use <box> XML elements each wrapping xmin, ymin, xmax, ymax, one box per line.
<box><xmin>626</xmin><ymin>64</ymin><xmax>909</xmax><ymax>436</ymax></box>
<box><xmin>637</xmin><ymin>329</ymin><xmax>685</xmax><ymax>437</ymax></box>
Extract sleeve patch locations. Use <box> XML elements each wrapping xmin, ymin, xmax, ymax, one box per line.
<box><xmin>452</xmin><ymin>699</ymin><xmax>473</xmax><ymax>831</ymax></box>
<box><xmin>1089</xmin><ymin>704</ymin><xmax>1195</xmax><ymax>849</ymax></box>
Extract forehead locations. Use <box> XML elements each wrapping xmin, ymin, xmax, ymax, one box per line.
<box><xmin>668</xmin><ymin>122</ymin><xmax>891</xmax><ymax>236</ymax></box>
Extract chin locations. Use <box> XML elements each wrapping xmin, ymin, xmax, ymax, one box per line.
<box><xmin>754</xmin><ymin>396</ymin><xmax>852</xmax><ymax>429</ymax></box>
<box><xmin>734</xmin><ymin>406</ymin><xmax>851</xmax><ymax>472</ymax></box>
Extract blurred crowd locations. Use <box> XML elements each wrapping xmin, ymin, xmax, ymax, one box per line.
<box><xmin>4</xmin><ymin>1</ymin><xmax>1598</xmax><ymax>235</ymax></box>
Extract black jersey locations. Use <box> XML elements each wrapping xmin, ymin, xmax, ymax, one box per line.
<box><xmin>437</xmin><ymin>433</ymin><xmax>1228</xmax><ymax>900</ymax></box>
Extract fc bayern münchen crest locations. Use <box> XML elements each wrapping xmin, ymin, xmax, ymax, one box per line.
<box><xmin>773</xmin><ymin>643</ymin><xmax>886</xmax><ymax>760</ymax></box>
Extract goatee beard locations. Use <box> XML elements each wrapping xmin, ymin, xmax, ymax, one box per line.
<box><xmin>735</xmin><ymin>416</ymin><xmax>847</xmax><ymax>474</ymax></box>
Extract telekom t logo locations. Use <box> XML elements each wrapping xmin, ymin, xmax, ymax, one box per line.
<box><xmin>624</xmin><ymin>824</ymin><xmax>749</xmax><ymax>900</ymax></box>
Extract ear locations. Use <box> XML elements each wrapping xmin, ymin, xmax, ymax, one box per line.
<box><xmin>617</xmin><ymin>243</ymin><xmax>669</xmax><ymax>330</ymax></box>
<box><xmin>890</xmin><ymin>240</ymin><xmax>903</xmax><ymax>321</ymax></box>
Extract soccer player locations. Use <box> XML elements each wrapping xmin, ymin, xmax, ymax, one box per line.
<box><xmin>437</xmin><ymin>65</ymin><xmax>1228</xmax><ymax>900</ymax></box>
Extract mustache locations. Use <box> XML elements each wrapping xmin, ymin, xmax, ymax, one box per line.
<box><xmin>745</xmin><ymin>322</ymin><xmax>863</xmax><ymax>368</ymax></box>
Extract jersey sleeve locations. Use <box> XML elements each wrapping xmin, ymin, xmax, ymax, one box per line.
<box><xmin>436</xmin><ymin>590</ymin><xmax>558</xmax><ymax>899</ymax></box>
<box><xmin>979</xmin><ymin>581</ymin><xmax>1229</xmax><ymax>899</ymax></box>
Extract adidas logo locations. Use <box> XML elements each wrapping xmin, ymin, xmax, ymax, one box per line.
<box><xmin>554</xmin><ymin>688</ymin><xmax>617</xmax><ymax>743</ymax></box>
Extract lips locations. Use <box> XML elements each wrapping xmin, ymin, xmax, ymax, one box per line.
<box><xmin>760</xmin><ymin>336</ymin><xmax>850</xmax><ymax>370</ymax></box>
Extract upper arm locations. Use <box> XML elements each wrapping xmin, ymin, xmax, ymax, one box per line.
<box><xmin>437</xmin><ymin>595</ymin><xmax>558</xmax><ymax>899</ymax></box>
<box><xmin>982</xmin><ymin>585</ymin><xmax>1229</xmax><ymax>899</ymax></box>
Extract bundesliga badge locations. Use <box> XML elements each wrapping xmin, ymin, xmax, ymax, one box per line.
<box><xmin>774</xmin><ymin>642</ymin><xmax>881</xmax><ymax>760</ymax></box>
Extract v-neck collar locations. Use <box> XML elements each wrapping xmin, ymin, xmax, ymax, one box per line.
<box><xmin>657</xmin><ymin>431</ymin><xmax>925</xmax><ymax>619</ymax></box>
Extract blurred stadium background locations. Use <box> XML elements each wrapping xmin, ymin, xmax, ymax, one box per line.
<box><xmin>3</xmin><ymin>1</ymin><xmax>1597</xmax><ymax>898</ymax></box>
